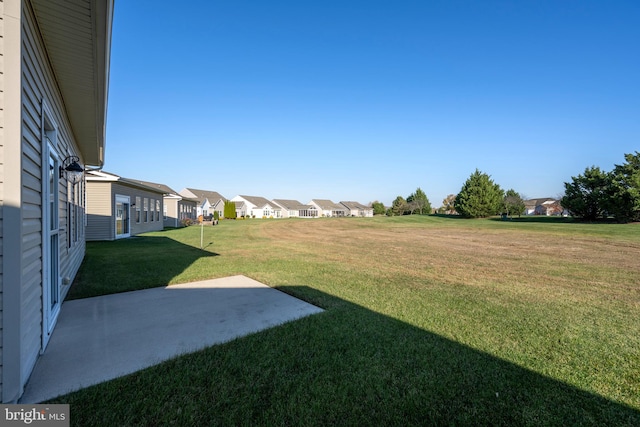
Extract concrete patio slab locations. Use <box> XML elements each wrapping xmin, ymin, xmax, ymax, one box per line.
<box><xmin>20</xmin><ymin>275</ymin><xmax>323</xmax><ymax>403</ymax></box>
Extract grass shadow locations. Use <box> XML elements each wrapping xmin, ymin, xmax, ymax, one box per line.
<box><xmin>431</xmin><ymin>213</ymin><xmax>466</xmax><ymax>219</ymax></box>
<box><xmin>488</xmin><ymin>216</ymin><xmax>575</xmax><ymax>223</ymax></box>
<box><xmin>51</xmin><ymin>285</ymin><xmax>639</xmax><ymax>426</ymax></box>
<box><xmin>68</xmin><ymin>236</ymin><xmax>219</xmax><ymax>299</ymax></box>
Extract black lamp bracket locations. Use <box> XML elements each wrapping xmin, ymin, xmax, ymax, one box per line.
<box><xmin>59</xmin><ymin>155</ymin><xmax>84</xmax><ymax>180</ymax></box>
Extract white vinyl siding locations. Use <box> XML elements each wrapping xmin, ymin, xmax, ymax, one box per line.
<box><xmin>114</xmin><ymin>185</ymin><xmax>163</xmax><ymax>236</ymax></box>
<box><xmin>21</xmin><ymin>3</ymin><xmax>49</xmax><ymax>388</ymax></box>
<box><xmin>14</xmin><ymin>4</ymin><xmax>88</xmax><ymax>394</ymax></box>
<box><xmin>163</xmin><ymin>197</ymin><xmax>177</xmax><ymax>227</ymax></box>
<box><xmin>85</xmin><ymin>181</ymin><xmax>113</xmax><ymax>241</ymax></box>
<box><xmin>1</xmin><ymin>0</ymin><xmax>112</xmax><ymax>404</ymax></box>
<box><xmin>86</xmin><ymin>181</ymin><xmax>164</xmax><ymax>240</ymax></box>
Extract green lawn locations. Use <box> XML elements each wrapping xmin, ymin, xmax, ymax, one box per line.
<box><xmin>58</xmin><ymin>216</ymin><xmax>640</xmax><ymax>426</ymax></box>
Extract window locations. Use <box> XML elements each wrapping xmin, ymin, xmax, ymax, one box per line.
<box><xmin>150</xmin><ymin>198</ymin><xmax>155</xmax><ymax>222</ymax></box>
<box><xmin>156</xmin><ymin>199</ymin><xmax>161</xmax><ymax>221</ymax></box>
<box><xmin>136</xmin><ymin>197</ymin><xmax>141</xmax><ymax>223</ymax></box>
<box><xmin>163</xmin><ymin>203</ymin><xmax>168</xmax><ymax>220</ymax></box>
<box><xmin>143</xmin><ymin>198</ymin><xmax>149</xmax><ymax>222</ymax></box>
<box><xmin>67</xmin><ymin>181</ymin><xmax>80</xmax><ymax>248</ymax></box>
<box><xmin>301</xmin><ymin>207</ymin><xmax>318</xmax><ymax>217</ymax></box>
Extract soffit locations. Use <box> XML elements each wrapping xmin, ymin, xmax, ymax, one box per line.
<box><xmin>30</xmin><ymin>0</ymin><xmax>113</xmax><ymax>167</ymax></box>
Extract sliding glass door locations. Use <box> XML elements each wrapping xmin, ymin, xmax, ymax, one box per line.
<box><xmin>115</xmin><ymin>195</ymin><xmax>131</xmax><ymax>238</ymax></box>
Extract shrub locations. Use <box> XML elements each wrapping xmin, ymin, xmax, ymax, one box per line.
<box><xmin>224</xmin><ymin>200</ymin><xmax>237</xmax><ymax>219</ymax></box>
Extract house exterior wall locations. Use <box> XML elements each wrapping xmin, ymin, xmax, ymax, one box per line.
<box><xmin>198</xmin><ymin>201</ymin><xmax>207</xmax><ymax>217</ymax></box>
<box><xmin>281</xmin><ymin>208</ymin><xmax>295</xmax><ymax>218</ymax></box>
<box><xmin>342</xmin><ymin>205</ymin><xmax>373</xmax><ymax>217</ymax></box>
<box><xmin>231</xmin><ymin>196</ymin><xmax>255</xmax><ymax>217</ymax></box>
<box><xmin>86</xmin><ymin>180</ymin><xmax>113</xmax><ymax>241</ymax></box>
<box><xmin>163</xmin><ymin>197</ymin><xmax>196</xmax><ymax>228</ymax></box>
<box><xmin>308</xmin><ymin>201</ymin><xmax>331</xmax><ymax>217</ymax></box>
<box><xmin>113</xmin><ymin>183</ymin><xmax>163</xmax><ymax>236</ymax></box>
<box><xmin>0</xmin><ymin>1</ymin><xmax>88</xmax><ymax>402</ymax></box>
<box><xmin>234</xmin><ymin>204</ymin><xmax>246</xmax><ymax>218</ymax></box>
<box><xmin>260</xmin><ymin>204</ymin><xmax>281</xmax><ymax>218</ymax></box>
<box><xmin>230</xmin><ymin>196</ymin><xmax>283</xmax><ymax>219</ymax></box>
<box><xmin>86</xmin><ymin>182</ymin><xmax>164</xmax><ymax>240</ymax></box>
<box><xmin>210</xmin><ymin>199</ymin><xmax>224</xmax><ymax>219</ymax></box>
<box><xmin>22</xmin><ymin>2</ymin><xmax>88</xmax><ymax>392</ymax></box>
<box><xmin>164</xmin><ymin>197</ymin><xmax>179</xmax><ymax>228</ymax></box>
<box><xmin>271</xmin><ymin>201</ymin><xmax>293</xmax><ymax>218</ymax></box>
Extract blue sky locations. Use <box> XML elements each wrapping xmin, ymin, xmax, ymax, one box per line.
<box><xmin>105</xmin><ymin>0</ymin><xmax>639</xmax><ymax>206</ymax></box>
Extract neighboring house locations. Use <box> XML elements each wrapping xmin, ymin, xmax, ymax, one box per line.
<box><xmin>231</xmin><ymin>195</ymin><xmax>283</xmax><ymax>218</ymax></box>
<box><xmin>272</xmin><ymin>199</ymin><xmax>318</xmax><ymax>218</ymax></box>
<box><xmin>309</xmin><ymin>199</ymin><xmax>347</xmax><ymax>217</ymax></box>
<box><xmin>0</xmin><ymin>0</ymin><xmax>113</xmax><ymax>403</ymax></box>
<box><xmin>524</xmin><ymin>198</ymin><xmax>565</xmax><ymax>216</ymax></box>
<box><xmin>179</xmin><ymin>188</ymin><xmax>226</xmax><ymax>219</ymax></box>
<box><xmin>340</xmin><ymin>201</ymin><xmax>374</xmax><ymax>217</ymax></box>
<box><xmin>85</xmin><ymin>171</ymin><xmax>166</xmax><ymax>240</ymax></box>
<box><xmin>163</xmin><ymin>193</ymin><xmax>198</xmax><ymax>228</ymax></box>
<box><xmin>537</xmin><ymin>200</ymin><xmax>566</xmax><ymax>216</ymax></box>
<box><xmin>233</xmin><ymin>201</ymin><xmax>247</xmax><ymax>218</ymax></box>
<box><xmin>118</xmin><ymin>179</ymin><xmax>197</xmax><ymax>228</ymax></box>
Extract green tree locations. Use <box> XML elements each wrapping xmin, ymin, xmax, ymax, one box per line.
<box><xmin>605</xmin><ymin>151</ymin><xmax>640</xmax><ymax>223</ymax></box>
<box><xmin>223</xmin><ymin>200</ymin><xmax>237</xmax><ymax>219</ymax></box>
<box><xmin>454</xmin><ymin>169</ymin><xmax>504</xmax><ymax>218</ymax></box>
<box><xmin>561</xmin><ymin>166</ymin><xmax>610</xmax><ymax>220</ymax></box>
<box><xmin>371</xmin><ymin>201</ymin><xmax>386</xmax><ymax>215</ymax></box>
<box><xmin>503</xmin><ymin>189</ymin><xmax>525</xmax><ymax>217</ymax></box>
<box><xmin>391</xmin><ymin>196</ymin><xmax>407</xmax><ymax>216</ymax></box>
<box><xmin>407</xmin><ymin>187</ymin><xmax>432</xmax><ymax>215</ymax></box>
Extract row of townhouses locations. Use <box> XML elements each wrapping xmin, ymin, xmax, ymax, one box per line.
<box><xmin>83</xmin><ymin>171</ymin><xmax>374</xmax><ymax>241</ymax></box>
<box><xmin>182</xmin><ymin>189</ymin><xmax>374</xmax><ymax>220</ymax></box>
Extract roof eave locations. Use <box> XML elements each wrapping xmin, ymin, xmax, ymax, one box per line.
<box><xmin>31</xmin><ymin>0</ymin><xmax>114</xmax><ymax>168</ymax></box>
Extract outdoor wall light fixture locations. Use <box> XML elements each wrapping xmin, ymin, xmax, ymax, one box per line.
<box><xmin>59</xmin><ymin>155</ymin><xmax>84</xmax><ymax>184</ymax></box>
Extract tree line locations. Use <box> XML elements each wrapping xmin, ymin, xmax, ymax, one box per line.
<box><xmin>374</xmin><ymin>151</ymin><xmax>639</xmax><ymax>223</ymax></box>
<box><xmin>370</xmin><ymin>188</ymin><xmax>433</xmax><ymax>217</ymax></box>
<box><xmin>561</xmin><ymin>151</ymin><xmax>639</xmax><ymax>222</ymax></box>
<box><xmin>378</xmin><ymin>172</ymin><xmax>525</xmax><ymax>219</ymax></box>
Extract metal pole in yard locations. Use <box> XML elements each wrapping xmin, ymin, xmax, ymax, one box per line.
<box><xmin>200</xmin><ymin>219</ymin><xmax>204</xmax><ymax>250</ymax></box>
